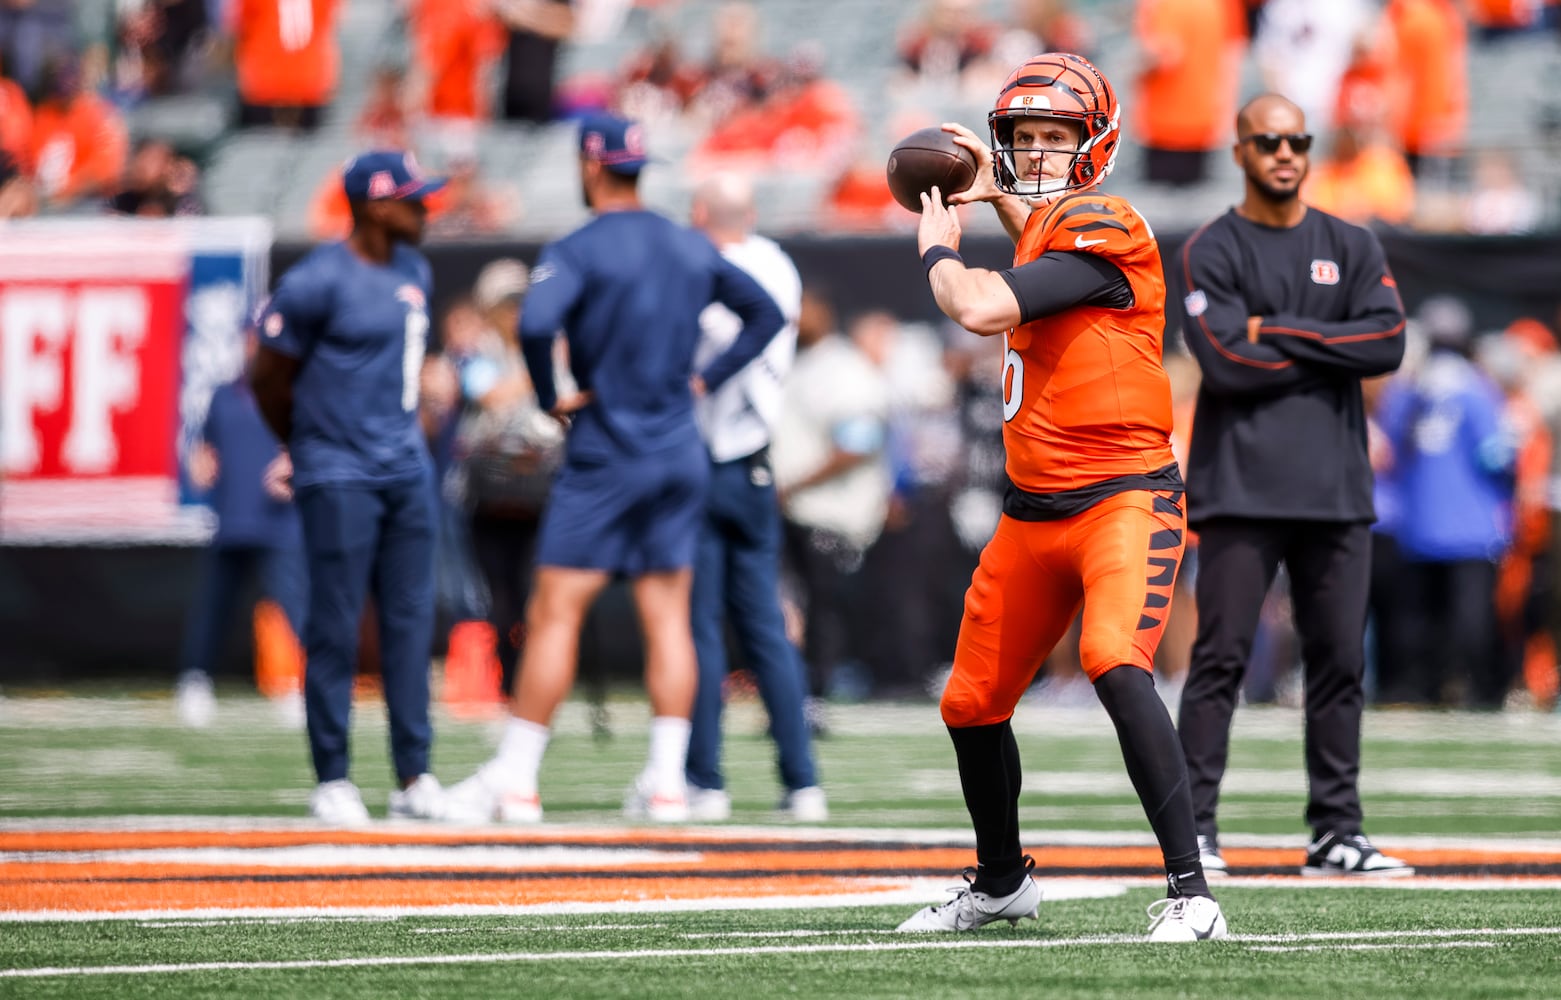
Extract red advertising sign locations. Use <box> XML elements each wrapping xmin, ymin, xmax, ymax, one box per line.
<box><xmin>0</xmin><ymin>224</ymin><xmax>196</xmax><ymax>541</ymax></box>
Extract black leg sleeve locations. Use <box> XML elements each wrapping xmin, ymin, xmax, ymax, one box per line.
<box><xmin>948</xmin><ymin>720</ymin><xmax>1026</xmax><ymax>895</ymax></box>
<box><xmin>1095</xmin><ymin>665</ymin><xmax>1211</xmax><ymax>899</ymax></box>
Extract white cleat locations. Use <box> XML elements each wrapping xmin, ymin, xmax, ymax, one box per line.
<box><xmin>1301</xmin><ymin>832</ymin><xmax>1415</xmax><ymax>877</ymax></box>
<box><xmin>387</xmin><ymin>773</ymin><xmax>449</xmax><ymax>821</ymax></box>
<box><xmin>444</xmin><ymin>768</ymin><xmax>542</xmax><ymax>825</ymax></box>
<box><xmin>687</xmin><ymin>787</ymin><xmax>732</xmax><ymax>822</ymax></box>
<box><xmin>1146</xmin><ymin>895</ymin><xmax>1228</xmax><ymax>942</ymax></box>
<box><xmin>174</xmin><ymin>671</ymin><xmax>216</xmax><ymax>729</ymax></box>
<box><xmin>896</xmin><ymin>866</ymin><xmax>1041</xmax><ymax>933</ymax></box>
<box><xmin>309</xmin><ymin>779</ymin><xmax>371</xmax><ymax>827</ymax></box>
<box><xmin>1198</xmin><ymin>834</ymin><xmax>1228</xmax><ymax>878</ymax></box>
<box><xmin>777</xmin><ymin>786</ymin><xmax>829</xmax><ymax>823</ymax></box>
<box><xmin>624</xmin><ymin>778</ymin><xmax>689</xmax><ymax>823</ymax></box>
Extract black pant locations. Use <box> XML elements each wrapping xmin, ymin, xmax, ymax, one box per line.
<box><xmin>782</xmin><ymin>520</ymin><xmax>864</xmax><ymax>700</ymax></box>
<box><xmin>1400</xmin><ymin>558</ymin><xmax>1502</xmax><ymax>708</ymax></box>
<box><xmin>470</xmin><ymin>509</ymin><xmax>541</xmax><ymax>696</ymax></box>
<box><xmin>1179</xmin><ymin>518</ymin><xmax>1371</xmax><ymax>839</ymax></box>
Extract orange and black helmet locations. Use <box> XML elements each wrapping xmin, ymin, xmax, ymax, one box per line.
<box><xmin>988</xmin><ymin>53</ymin><xmax>1121</xmax><ymax>200</ymax></box>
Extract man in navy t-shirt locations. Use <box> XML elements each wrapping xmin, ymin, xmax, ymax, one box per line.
<box><xmin>448</xmin><ymin>113</ymin><xmax>784</xmax><ymax>824</ymax></box>
<box><xmin>251</xmin><ymin>150</ymin><xmax>452</xmax><ymax>826</ymax></box>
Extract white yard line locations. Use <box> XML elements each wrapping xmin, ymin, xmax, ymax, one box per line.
<box><xmin>2</xmin><ymin>926</ymin><xmax>1557</xmax><ymax>979</ymax></box>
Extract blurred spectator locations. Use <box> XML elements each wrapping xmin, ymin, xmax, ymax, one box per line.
<box><xmin>356</xmin><ymin>65</ymin><xmax>412</xmax><ymax>149</ymax></box>
<box><xmin>684</xmin><ymin>1</ymin><xmax>776</xmax><ymax>127</ymax></box>
<box><xmin>407</xmin><ymin>0</ymin><xmax>506</xmax><ymax>128</ymax></box>
<box><xmin>692</xmin><ymin>42</ymin><xmax>856</xmax><ymax>176</ymax></box>
<box><xmin>1365</xmin><ymin>369</ymin><xmax>1414</xmax><ymax>704</ymax></box>
<box><xmin>772</xmin><ymin>288</ymin><xmax>892</xmax><ymax>722</ymax></box>
<box><xmin>1478</xmin><ymin>331</ymin><xmax>1553</xmax><ymax>708</ymax></box>
<box><xmin>1133</xmin><ymin>0</ymin><xmax>1245</xmax><ymax>186</ymax></box>
<box><xmin>1303</xmin><ymin>121</ymin><xmax>1415</xmax><ymax>227</ymax></box>
<box><xmin>824</xmin><ymin>145</ymin><xmax>906</xmax><ymax>232</ymax></box>
<box><xmin>1377</xmin><ymin>297</ymin><xmax>1516</xmax><ymax>707</ymax></box>
<box><xmin>895</xmin><ymin>0</ymin><xmax>1000</xmax><ymax>104</ymax></box>
<box><xmin>1461</xmin><ymin>150</ymin><xmax>1542</xmax><ymax>235</ymax></box>
<box><xmin>0</xmin><ymin>0</ymin><xmax>75</xmax><ymax>98</ymax></box>
<box><xmin>1467</xmin><ymin>0</ymin><xmax>1560</xmax><ymax>40</ymax></box>
<box><xmin>0</xmin><ymin>147</ymin><xmax>34</xmax><ymax>217</ymax></box>
<box><xmin>1253</xmin><ymin>0</ymin><xmax>1376</xmax><ymax>135</ymax></box>
<box><xmin>108</xmin><ymin>137</ymin><xmax>203</xmax><ymax>216</ymax></box>
<box><xmin>616</xmin><ymin>34</ymin><xmax>703</xmax><ymax>126</ymax></box>
<box><xmin>0</xmin><ymin>56</ymin><xmax>32</xmax><ymax>169</ymax></box>
<box><xmin>454</xmin><ymin>259</ymin><xmax>564</xmax><ymax>697</ymax></box>
<box><xmin>425</xmin><ymin>144</ymin><xmax>515</xmax><ymax>240</ymax></box>
<box><xmin>107</xmin><ymin>0</ymin><xmax>212</xmax><ymax>104</ymax></box>
<box><xmin>1333</xmin><ymin>11</ymin><xmax>1405</xmax><ymax>141</ymax></box>
<box><xmin>29</xmin><ymin>57</ymin><xmax>129</xmax><ymax>208</ymax></box>
<box><xmin>989</xmin><ymin>0</ymin><xmax>1095</xmax><ymax>66</ymax></box>
<box><xmin>175</xmin><ymin>330</ymin><xmax>307</xmax><ymax>730</ymax></box>
<box><xmin>420</xmin><ymin>340</ymin><xmax>500</xmax><ymax>711</ymax></box>
<box><xmin>232</xmin><ymin>0</ymin><xmax>341</xmax><ymax>130</ymax></box>
<box><xmin>491</xmin><ymin>0</ymin><xmax>575</xmax><ymax>123</ymax></box>
<box><xmin>1385</xmin><ymin>0</ymin><xmax>1468</xmax><ymax>175</ymax></box>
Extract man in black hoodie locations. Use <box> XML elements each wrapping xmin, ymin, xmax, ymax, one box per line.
<box><xmin>1176</xmin><ymin>93</ymin><xmax>1412</xmax><ymax>879</ymax></box>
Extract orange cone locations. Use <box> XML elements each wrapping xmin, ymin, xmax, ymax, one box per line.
<box><xmin>253</xmin><ymin>600</ymin><xmax>304</xmax><ymax>700</ymax></box>
<box><xmin>442</xmin><ymin>619</ymin><xmax>504</xmax><ymax>718</ymax></box>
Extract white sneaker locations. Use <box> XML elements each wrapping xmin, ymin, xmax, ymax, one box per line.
<box><xmin>309</xmin><ymin>779</ymin><xmax>371</xmax><ymax>827</ymax></box>
<box><xmin>1198</xmin><ymin>834</ymin><xmax>1228</xmax><ymax>877</ymax></box>
<box><xmin>687</xmin><ymin>787</ymin><xmax>732</xmax><ymax>822</ymax></box>
<box><xmin>778</xmin><ymin>786</ymin><xmax>828</xmax><ymax>822</ymax></box>
<box><xmin>1146</xmin><ymin>895</ymin><xmax>1228</xmax><ymax>942</ymax></box>
<box><xmin>174</xmin><ymin>671</ymin><xmax>216</xmax><ymax>729</ymax></box>
<box><xmin>896</xmin><ymin>864</ymin><xmax>1041</xmax><ymax>932</ymax></box>
<box><xmin>388</xmin><ymin>773</ymin><xmax>448</xmax><ymax>821</ymax></box>
<box><xmin>624</xmin><ymin>776</ymin><xmax>689</xmax><ymax>823</ymax></box>
<box><xmin>444</xmin><ymin>767</ymin><xmax>542</xmax><ymax>825</ymax></box>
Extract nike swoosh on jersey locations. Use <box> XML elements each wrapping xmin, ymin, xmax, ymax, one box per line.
<box><xmin>1074</xmin><ymin>235</ymin><xmax>1108</xmax><ymax>248</ymax></box>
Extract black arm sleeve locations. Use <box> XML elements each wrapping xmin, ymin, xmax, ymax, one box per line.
<box><xmin>998</xmin><ymin>251</ymin><xmax>1134</xmax><ymax>324</ymax></box>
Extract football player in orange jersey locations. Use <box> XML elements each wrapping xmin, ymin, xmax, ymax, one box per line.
<box><xmin>895</xmin><ymin>53</ymin><xmax>1225</xmax><ymax>942</ymax></box>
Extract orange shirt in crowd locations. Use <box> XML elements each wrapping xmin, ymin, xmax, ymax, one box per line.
<box><xmin>1132</xmin><ymin>0</ymin><xmax>1245</xmax><ymax>152</ymax></box>
<box><xmin>30</xmin><ymin>95</ymin><xmax>128</xmax><ymax>203</ymax></box>
<box><xmin>1467</xmin><ymin>0</ymin><xmax>1551</xmax><ymax>28</ymax></box>
<box><xmin>1386</xmin><ymin>0</ymin><xmax>1467</xmax><ymax>156</ymax></box>
<box><xmin>1305</xmin><ymin>144</ymin><xmax>1416</xmax><ymax>226</ymax></box>
<box><xmin>233</xmin><ymin>0</ymin><xmax>342</xmax><ymax>108</ymax></box>
<box><xmin>0</xmin><ymin>74</ymin><xmax>32</xmax><ymax>171</ymax></box>
<box><xmin>409</xmin><ymin>0</ymin><xmax>506</xmax><ymax>120</ymax></box>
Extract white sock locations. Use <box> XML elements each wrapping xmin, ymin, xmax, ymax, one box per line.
<box><xmin>645</xmin><ymin>716</ymin><xmax>691</xmax><ymax>797</ymax></box>
<box><xmin>486</xmin><ymin>717</ymin><xmax>550</xmax><ymax>793</ymax></box>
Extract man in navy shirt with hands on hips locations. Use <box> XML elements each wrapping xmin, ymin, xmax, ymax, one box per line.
<box><xmin>251</xmin><ymin>151</ymin><xmax>452</xmax><ymax>826</ymax></box>
<box><xmin>448</xmin><ymin>113</ymin><xmax>785</xmax><ymax>824</ymax></box>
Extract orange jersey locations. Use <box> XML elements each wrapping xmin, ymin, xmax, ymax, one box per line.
<box><xmin>233</xmin><ymin>0</ymin><xmax>341</xmax><ymax>107</ymax></box>
<box><xmin>1003</xmin><ymin>192</ymin><xmax>1176</xmax><ymax>494</ymax></box>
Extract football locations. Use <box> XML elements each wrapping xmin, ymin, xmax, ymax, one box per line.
<box><xmin>885</xmin><ymin>127</ymin><xmax>979</xmax><ymax>213</ymax></box>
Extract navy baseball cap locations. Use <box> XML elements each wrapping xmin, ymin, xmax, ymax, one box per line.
<box><xmin>342</xmin><ymin>150</ymin><xmax>447</xmax><ymax>202</ymax></box>
<box><xmin>578</xmin><ymin>113</ymin><xmax>652</xmax><ymax>176</ymax></box>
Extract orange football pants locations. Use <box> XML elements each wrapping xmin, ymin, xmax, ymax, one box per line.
<box><xmin>941</xmin><ymin>489</ymin><xmax>1186</xmax><ymax>728</ymax></box>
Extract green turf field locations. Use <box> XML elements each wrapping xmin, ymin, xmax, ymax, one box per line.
<box><xmin>1</xmin><ymin>686</ymin><xmax>1559</xmax><ymax>998</ymax></box>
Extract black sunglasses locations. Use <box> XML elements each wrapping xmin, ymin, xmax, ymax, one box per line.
<box><xmin>1243</xmin><ymin>132</ymin><xmax>1313</xmax><ymax>155</ymax></box>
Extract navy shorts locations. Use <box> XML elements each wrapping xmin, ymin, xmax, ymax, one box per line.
<box><xmin>537</xmin><ymin>443</ymin><xmax>709</xmax><ymax>574</ymax></box>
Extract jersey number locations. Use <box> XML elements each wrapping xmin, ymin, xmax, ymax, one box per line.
<box><xmin>402</xmin><ymin>308</ymin><xmax>428</xmax><ymax>413</ymax></box>
<box><xmin>279</xmin><ymin>0</ymin><xmax>314</xmax><ymax>51</ymax></box>
<box><xmin>1002</xmin><ymin>333</ymin><xmax>1023</xmax><ymax>423</ymax></box>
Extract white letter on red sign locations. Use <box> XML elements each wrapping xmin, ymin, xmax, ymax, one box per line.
<box><xmin>0</xmin><ymin>288</ymin><xmax>70</xmax><ymax>475</ymax></box>
<box><xmin>62</xmin><ymin>287</ymin><xmax>149</xmax><ymax>474</ymax></box>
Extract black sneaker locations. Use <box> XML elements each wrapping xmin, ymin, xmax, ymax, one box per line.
<box><xmin>1301</xmin><ymin>831</ymin><xmax>1414</xmax><ymax>877</ymax></box>
<box><xmin>1197</xmin><ymin>834</ymin><xmax>1228</xmax><ymax>877</ymax></box>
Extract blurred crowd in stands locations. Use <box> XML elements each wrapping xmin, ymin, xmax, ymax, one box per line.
<box><xmin>0</xmin><ymin>0</ymin><xmax>1558</xmax><ymax>235</ymax></box>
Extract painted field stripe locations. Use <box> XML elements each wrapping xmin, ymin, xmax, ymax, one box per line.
<box><xmin>3</xmin><ymin>926</ymin><xmax>1559</xmax><ymax>979</ymax></box>
<box><xmin>1251</xmin><ymin>941</ymin><xmax>1499</xmax><ymax>953</ymax></box>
